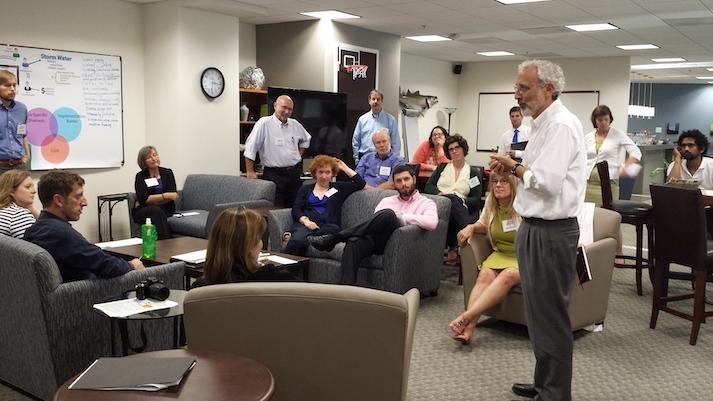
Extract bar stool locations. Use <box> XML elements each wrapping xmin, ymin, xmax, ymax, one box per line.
<box><xmin>596</xmin><ymin>161</ymin><xmax>654</xmax><ymax>295</ymax></box>
<box><xmin>649</xmin><ymin>184</ymin><xmax>713</xmax><ymax>345</ymax></box>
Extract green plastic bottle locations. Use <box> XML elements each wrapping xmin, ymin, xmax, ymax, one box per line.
<box><xmin>141</xmin><ymin>218</ymin><xmax>157</xmax><ymax>259</ymax></box>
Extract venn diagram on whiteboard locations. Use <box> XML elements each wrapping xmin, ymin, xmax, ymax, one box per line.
<box><xmin>26</xmin><ymin>107</ymin><xmax>81</xmax><ymax>164</ymax></box>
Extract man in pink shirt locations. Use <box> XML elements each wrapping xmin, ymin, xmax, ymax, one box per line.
<box><xmin>309</xmin><ymin>165</ymin><xmax>438</xmax><ymax>284</ymax></box>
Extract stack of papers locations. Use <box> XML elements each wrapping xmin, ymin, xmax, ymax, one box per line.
<box><xmin>95</xmin><ymin>237</ymin><xmax>143</xmax><ymax>250</ymax></box>
<box><xmin>171</xmin><ymin>249</ymin><xmax>207</xmax><ymax>264</ymax></box>
<box><xmin>258</xmin><ymin>252</ymin><xmax>297</xmax><ymax>265</ymax></box>
<box><xmin>93</xmin><ymin>298</ymin><xmax>178</xmax><ymax>318</ymax></box>
<box><xmin>69</xmin><ymin>356</ymin><xmax>196</xmax><ymax>391</ymax></box>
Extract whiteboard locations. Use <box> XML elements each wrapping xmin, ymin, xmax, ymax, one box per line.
<box><xmin>475</xmin><ymin>91</ymin><xmax>599</xmax><ymax>151</ymax></box>
<box><xmin>0</xmin><ymin>45</ymin><xmax>123</xmax><ymax>169</ymax></box>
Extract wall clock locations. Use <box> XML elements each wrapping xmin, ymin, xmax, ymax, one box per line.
<box><xmin>200</xmin><ymin>67</ymin><xmax>225</xmax><ymax>99</ymax></box>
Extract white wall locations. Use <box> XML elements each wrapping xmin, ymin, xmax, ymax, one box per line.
<box><xmin>455</xmin><ymin>57</ymin><xmax>631</xmax><ymax>166</ymax></box>
<box><xmin>399</xmin><ymin>53</ymin><xmax>461</xmax><ymax>158</ymax></box>
<box><xmin>0</xmin><ymin>0</ymin><xmax>147</xmax><ymax>240</ymax></box>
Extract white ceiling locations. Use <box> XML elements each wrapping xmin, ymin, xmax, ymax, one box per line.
<box><xmin>125</xmin><ymin>0</ymin><xmax>713</xmax><ymax>84</ymax></box>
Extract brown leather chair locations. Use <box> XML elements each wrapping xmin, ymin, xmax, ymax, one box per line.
<box><xmin>183</xmin><ymin>282</ymin><xmax>419</xmax><ymax>401</ymax></box>
<box><xmin>649</xmin><ymin>184</ymin><xmax>713</xmax><ymax>345</ymax></box>
<box><xmin>459</xmin><ymin>207</ymin><xmax>620</xmax><ymax>331</ymax></box>
<box><xmin>597</xmin><ymin>160</ymin><xmax>654</xmax><ymax>295</ymax></box>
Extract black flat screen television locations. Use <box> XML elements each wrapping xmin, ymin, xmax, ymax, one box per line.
<box><xmin>268</xmin><ymin>87</ymin><xmax>349</xmax><ymax>160</ymax></box>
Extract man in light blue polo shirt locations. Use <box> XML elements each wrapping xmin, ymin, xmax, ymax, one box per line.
<box><xmin>356</xmin><ymin>128</ymin><xmax>405</xmax><ymax>189</ymax></box>
<box><xmin>352</xmin><ymin>89</ymin><xmax>400</xmax><ymax>163</ymax></box>
<box><xmin>244</xmin><ymin>95</ymin><xmax>311</xmax><ymax>207</ymax></box>
<box><xmin>0</xmin><ymin>70</ymin><xmax>30</xmax><ymax>173</ymax></box>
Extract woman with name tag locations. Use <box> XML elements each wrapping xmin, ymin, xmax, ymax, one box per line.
<box><xmin>0</xmin><ymin>170</ymin><xmax>39</xmax><ymax>239</ymax></box>
<box><xmin>584</xmin><ymin>105</ymin><xmax>642</xmax><ymax>206</ymax></box>
<box><xmin>448</xmin><ymin>170</ymin><xmax>521</xmax><ymax>344</ymax></box>
<box><xmin>199</xmin><ymin>208</ymin><xmax>297</xmax><ymax>285</ymax></box>
<box><xmin>133</xmin><ymin>146</ymin><xmax>177</xmax><ymax>239</ymax></box>
<box><xmin>283</xmin><ymin>155</ymin><xmax>365</xmax><ymax>256</ymax></box>
<box><xmin>424</xmin><ymin>134</ymin><xmax>480</xmax><ymax>265</ymax></box>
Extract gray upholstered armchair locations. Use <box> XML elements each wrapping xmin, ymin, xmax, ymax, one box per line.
<box><xmin>459</xmin><ymin>207</ymin><xmax>621</xmax><ymax>331</ymax></box>
<box><xmin>267</xmin><ymin>189</ymin><xmax>450</xmax><ymax>295</ymax></box>
<box><xmin>184</xmin><ymin>282</ymin><xmax>420</xmax><ymax>401</ymax></box>
<box><xmin>0</xmin><ymin>235</ymin><xmax>184</xmax><ymax>400</ymax></box>
<box><xmin>128</xmin><ymin>174</ymin><xmax>276</xmax><ymax>238</ymax></box>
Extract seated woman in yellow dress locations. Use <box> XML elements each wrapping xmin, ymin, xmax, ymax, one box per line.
<box><xmin>448</xmin><ymin>169</ymin><xmax>520</xmax><ymax>344</ymax></box>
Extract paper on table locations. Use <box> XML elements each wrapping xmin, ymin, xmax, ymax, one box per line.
<box><xmin>265</xmin><ymin>255</ymin><xmax>297</xmax><ymax>265</ymax></box>
<box><xmin>172</xmin><ymin>212</ymin><xmax>200</xmax><ymax>217</ymax></box>
<box><xmin>701</xmin><ymin>189</ymin><xmax>713</xmax><ymax>197</ymax></box>
<box><xmin>171</xmin><ymin>249</ymin><xmax>207</xmax><ymax>264</ymax></box>
<box><xmin>93</xmin><ymin>298</ymin><xmax>178</xmax><ymax>318</ymax></box>
<box><xmin>95</xmin><ymin>237</ymin><xmax>143</xmax><ymax>249</ymax></box>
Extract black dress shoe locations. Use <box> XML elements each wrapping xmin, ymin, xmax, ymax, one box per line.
<box><xmin>309</xmin><ymin>234</ymin><xmax>338</xmax><ymax>252</ymax></box>
<box><xmin>511</xmin><ymin>383</ymin><xmax>537</xmax><ymax>398</ymax></box>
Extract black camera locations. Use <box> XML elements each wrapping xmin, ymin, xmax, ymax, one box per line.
<box><xmin>135</xmin><ymin>277</ymin><xmax>170</xmax><ymax>301</ymax></box>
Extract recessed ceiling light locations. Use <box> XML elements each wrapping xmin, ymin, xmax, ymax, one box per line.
<box><xmin>632</xmin><ymin>61</ymin><xmax>713</xmax><ymax>70</ymax></box>
<box><xmin>651</xmin><ymin>58</ymin><xmax>687</xmax><ymax>62</ymax></box>
<box><xmin>696</xmin><ymin>76</ymin><xmax>713</xmax><ymax>80</ymax></box>
<box><xmin>709</xmin><ymin>82</ymin><xmax>713</xmax><ymax>84</ymax></box>
<box><xmin>405</xmin><ymin>35</ymin><xmax>452</xmax><ymax>42</ymax></box>
<box><xmin>477</xmin><ymin>51</ymin><xmax>515</xmax><ymax>57</ymax></box>
<box><xmin>496</xmin><ymin>0</ymin><xmax>549</xmax><ymax>4</ymax></box>
<box><xmin>565</xmin><ymin>23</ymin><xmax>618</xmax><ymax>32</ymax></box>
<box><xmin>616</xmin><ymin>44</ymin><xmax>659</xmax><ymax>50</ymax></box>
<box><xmin>707</xmin><ymin>68</ymin><xmax>713</xmax><ymax>71</ymax></box>
<box><xmin>300</xmin><ymin>10</ymin><xmax>359</xmax><ymax>20</ymax></box>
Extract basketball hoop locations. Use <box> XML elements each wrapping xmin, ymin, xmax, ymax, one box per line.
<box><xmin>344</xmin><ymin>64</ymin><xmax>368</xmax><ymax>80</ymax></box>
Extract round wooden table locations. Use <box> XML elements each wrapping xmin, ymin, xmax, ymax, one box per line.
<box><xmin>53</xmin><ymin>349</ymin><xmax>274</xmax><ymax>401</ymax></box>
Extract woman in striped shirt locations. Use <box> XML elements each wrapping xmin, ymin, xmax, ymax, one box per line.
<box><xmin>0</xmin><ymin>170</ymin><xmax>39</xmax><ymax>239</ymax></box>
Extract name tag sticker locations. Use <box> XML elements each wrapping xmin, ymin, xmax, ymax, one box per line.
<box><xmin>379</xmin><ymin>166</ymin><xmax>392</xmax><ymax>176</ymax></box>
<box><xmin>469</xmin><ymin>176</ymin><xmax>481</xmax><ymax>188</ymax></box>
<box><xmin>16</xmin><ymin>124</ymin><xmax>27</xmax><ymax>136</ymax></box>
<box><xmin>502</xmin><ymin>219</ymin><xmax>518</xmax><ymax>232</ymax></box>
<box><xmin>144</xmin><ymin>178</ymin><xmax>159</xmax><ymax>187</ymax></box>
<box><xmin>324</xmin><ymin>187</ymin><xmax>338</xmax><ymax>197</ymax></box>
<box><xmin>274</xmin><ymin>137</ymin><xmax>285</xmax><ymax>146</ymax></box>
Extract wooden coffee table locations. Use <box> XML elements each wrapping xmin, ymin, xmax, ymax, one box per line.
<box><xmin>53</xmin><ymin>349</ymin><xmax>274</xmax><ymax>401</ymax></box>
<box><xmin>104</xmin><ymin>237</ymin><xmax>309</xmax><ymax>288</ymax></box>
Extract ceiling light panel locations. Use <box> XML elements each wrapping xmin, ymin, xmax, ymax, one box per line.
<box><xmin>495</xmin><ymin>0</ymin><xmax>550</xmax><ymax>4</ymax></box>
<box><xmin>651</xmin><ymin>58</ymin><xmax>686</xmax><ymax>62</ymax></box>
<box><xmin>477</xmin><ymin>51</ymin><xmax>515</xmax><ymax>56</ymax></box>
<box><xmin>565</xmin><ymin>23</ymin><xmax>619</xmax><ymax>32</ymax></box>
<box><xmin>406</xmin><ymin>35</ymin><xmax>452</xmax><ymax>42</ymax></box>
<box><xmin>616</xmin><ymin>44</ymin><xmax>659</xmax><ymax>50</ymax></box>
<box><xmin>300</xmin><ymin>10</ymin><xmax>359</xmax><ymax>20</ymax></box>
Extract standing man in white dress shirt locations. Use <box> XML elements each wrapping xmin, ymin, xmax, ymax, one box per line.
<box><xmin>352</xmin><ymin>89</ymin><xmax>400</xmax><ymax>163</ymax></box>
<box><xmin>499</xmin><ymin>106</ymin><xmax>530</xmax><ymax>160</ymax></box>
<box><xmin>490</xmin><ymin>60</ymin><xmax>586</xmax><ymax>401</ymax></box>
<box><xmin>244</xmin><ymin>95</ymin><xmax>311</xmax><ymax>207</ymax></box>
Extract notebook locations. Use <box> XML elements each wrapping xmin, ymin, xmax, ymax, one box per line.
<box><xmin>69</xmin><ymin>356</ymin><xmax>196</xmax><ymax>391</ymax></box>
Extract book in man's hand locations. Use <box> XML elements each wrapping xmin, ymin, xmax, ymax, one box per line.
<box><xmin>576</xmin><ymin>246</ymin><xmax>592</xmax><ymax>285</ymax></box>
<box><xmin>68</xmin><ymin>356</ymin><xmax>196</xmax><ymax>391</ymax></box>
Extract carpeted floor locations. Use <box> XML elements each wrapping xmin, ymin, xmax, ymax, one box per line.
<box><xmin>2</xmin><ymin>224</ymin><xmax>711</xmax><ymax>401</ymax></box>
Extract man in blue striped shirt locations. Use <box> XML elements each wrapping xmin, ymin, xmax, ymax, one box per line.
<box><xmin>0</xmin><ymin>70</ymin><xmax>30</xmax><ymax>173</ymax></box>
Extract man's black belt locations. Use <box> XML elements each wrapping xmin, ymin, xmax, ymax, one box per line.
<box><xmin>263</xmin><ymin>162</ymin><xmax>302</xmax><ymax>172</ymax></box>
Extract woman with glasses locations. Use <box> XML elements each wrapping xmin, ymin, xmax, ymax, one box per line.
<box><xmin>411</xmin><ymin>125</ymin><xmax>450</xmax><ymax>173</ymax></box>
<box><xmin>132</xmin><ymin>146</ymin><xmax>177</xmax><ymax>239</ymax></box>
<box><xmin>424</xmin><ymin>134</ymin><xmax>481</xmax><ymax>265</ymax></box>
<box><xmin>448</xmin><ymin>169</ymin><xmax>520</xmax><ymax>344</ymax></box>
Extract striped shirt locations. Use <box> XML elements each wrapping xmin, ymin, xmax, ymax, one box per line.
<box><xmin>0</xmin><ymin>202</ymin><xmax>36</xmax><ymax>239</ymax></box>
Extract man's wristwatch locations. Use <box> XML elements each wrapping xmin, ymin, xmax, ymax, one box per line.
<box><xmin>511</xmin><ymin>163</ymin><xmax>522</xmax><ymax>176</ymax></box>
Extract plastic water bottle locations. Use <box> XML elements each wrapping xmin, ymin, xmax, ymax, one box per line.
<box><xmin>141</xmin><ymin>218</ymin><xmax>157</xmax><ymax>259</ymax></box>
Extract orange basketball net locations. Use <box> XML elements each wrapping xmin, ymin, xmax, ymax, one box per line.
<box><xmin>344</xmin><ymin>64</ymin><xmax>368</xmax><ymax>80</ymax></box>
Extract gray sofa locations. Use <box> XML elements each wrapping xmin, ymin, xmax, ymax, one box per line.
<box><xmin>129</xmin><ymin>174</ymin><xmax>276</xmax><ymax>238</ymax></box>
<box><xmin>0</xmin><ymin>235</ymin><xmax>185</xmax><ymax>400</ymax></box>
<box><xmin>267</xmin><ymin>189</ymin><xmax>450</xmax><ymax>295</ymax></box>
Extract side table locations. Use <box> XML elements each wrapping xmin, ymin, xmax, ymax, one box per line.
<box><xmin>97</xmin><ymin>193</ymin><xmax>129</xmax><ymax>242</ymax></box>
<box><xmin>94</xmin><ymin>289</ymin><xmax>186</xmax><ymax>356</ymax></box>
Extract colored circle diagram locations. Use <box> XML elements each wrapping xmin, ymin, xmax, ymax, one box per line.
<box><xmin>27</xmin><ymin>107</ymin><xmax>82</xmax><ymax>164</ymax></box>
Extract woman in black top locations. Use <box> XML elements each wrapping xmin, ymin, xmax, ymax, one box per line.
<box><xmin>133</xmin><ymin>146</ymin><xmax>177</xmax><ymax>239</ymax></box>
<box><xmin>202</xmin><ymin>208</ymin><xmax>297</xmax><ymax>285</ymax></box>
<box><xmin>283</xmin><ymin>155</ymin><xmax>365</xmax><ymax>256</ymax></box>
